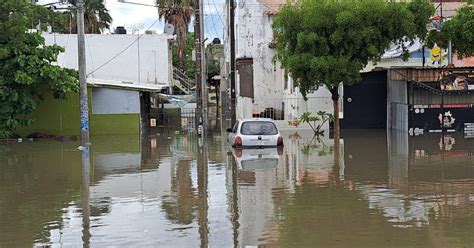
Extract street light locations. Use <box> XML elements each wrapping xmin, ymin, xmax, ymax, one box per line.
<box><xmin>117</xmin><ymin>0</ymin><xmax>158</xmax><ymax>8</ymax></box>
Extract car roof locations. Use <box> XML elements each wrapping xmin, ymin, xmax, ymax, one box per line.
<box><xmin>238</xmin><ymin>118</ymin><xmax>275</xmax><ymax>123</ymax></box>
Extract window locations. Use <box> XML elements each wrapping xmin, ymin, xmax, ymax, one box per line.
<box><xmin>240</xmin><ymin>121</ymin><xmax>278</xmax><ymax>135</ymax></box>
<box><xmin>232</xmin><ymin>121</ymin><xmax>239</xmax><ymax>133</ymax></box>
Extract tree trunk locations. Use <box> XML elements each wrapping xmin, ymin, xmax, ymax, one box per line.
<box><xmin>330</xmin><ymin>87</ymin><xmax>340</xmax><ymax>185</ymax></box>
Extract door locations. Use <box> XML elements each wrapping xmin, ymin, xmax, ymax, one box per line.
<box><xmin>342</xmin><ymin>70</ymin><xmax>388</xmax><ymax>129</ymax></box>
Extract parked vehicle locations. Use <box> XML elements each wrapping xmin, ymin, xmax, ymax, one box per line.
<box><xmin>227</xmin><ymin>118</ymin><xmax>284</xmax><ymax>148</ymax></box>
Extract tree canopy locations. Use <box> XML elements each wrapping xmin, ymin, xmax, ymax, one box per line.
<box><xmin>172</xmin><ymin>32</ymin><xmax>196</xmax><ymax>79</ymax></box>
<box><xmin>66</xmin><ymin>0</ymin><xmax>113</xmax><ymax>34</ymax></box>
<box><xmin>273</xmin><ymin>0</ymin><xmax>434</xmax><ymax>98</ymax></box>
<box><xmin>157</xmin><ymin>0</ymin><xmax>194</xmax><ymax>69</ymax></box>
<box><xmin>426</xmin><ymin>5</ymin><xmax>474</xmax><ymax>59</ymax></box>
<box><xmin>0</xmin><ymin>0</ymin><xmax>79</xmax><ymax>138</ymax></box>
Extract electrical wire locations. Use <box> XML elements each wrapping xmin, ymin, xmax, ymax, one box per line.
<box><xmin>86</xmin><ymin>17</ymin><xmax>161</xmax><ymax>77</ymax></box>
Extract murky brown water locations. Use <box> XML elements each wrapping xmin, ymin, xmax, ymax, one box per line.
<box><xmin>1</xmin><ymin>130</ymin><xmax>473</xmax><ymax>247</ymax></box>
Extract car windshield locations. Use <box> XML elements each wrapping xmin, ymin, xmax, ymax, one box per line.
<box><xmin>240</xmin><ymin>121</ymin><xmax>278</xmax><ymax>135</ymax></box>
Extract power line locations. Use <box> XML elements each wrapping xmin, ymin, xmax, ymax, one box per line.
<box><xmin>86</xmin><ymin>17</ymin><xmax>160</xmax><ymax>77</ymax></box>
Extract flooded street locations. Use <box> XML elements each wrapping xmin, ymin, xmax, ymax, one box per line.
<box><xmin>1</xmin><ymin>130</ymin><xmax>473</xmax><ymax>247</ymax></box>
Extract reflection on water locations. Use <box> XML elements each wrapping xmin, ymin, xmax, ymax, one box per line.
<box><xmin>0</xmin><ymin>130</ymin><xmax>473</xmax><ymax>247</ymax></box>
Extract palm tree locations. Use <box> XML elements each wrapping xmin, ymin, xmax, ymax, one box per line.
<box><xmin>66</xmin><ymin>0</ymin><xmax>112</xmax><ymax>34</ymax></box>
<box><xmin>156</xmin><ymin>0</ymin><xmax>194</xmax><ymax>70</ymax></box>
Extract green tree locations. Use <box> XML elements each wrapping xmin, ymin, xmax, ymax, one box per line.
<box><xmin>0</xmin><ymin>0</ymin><xmax>79</xmax><ymax>138</ymax></box>
<box><xmin>157</xmin><ymin>0</ymin><xmax>194</xmax><ymax>70</ymax></box>
<box><xmin>65</xmin><ymin>0</ymin><xmax>112</xmax><ymax>34</ymax></box>
<box><xmin>30</xmin><ymin>5</ymin><xmax>68</xmax><ymax>33</ymax></box>
<box><xmin>426</xmin><ymin>5</ymin><xmax>474</xmax><ymax>59</ymax></box>
<box><xmin>172</xmin><ymin>32</ymin><xmax>196</xmax><ymax>79</ymax></box>
<box><xmin>273</xmin><ymin>0</ymin><xmax>434</xmax><ymax>141</ymax></box>
<box><xmin>206</xmin><ymin>42</ymin><xmax>223</xmax><ymax>111</ymax></box>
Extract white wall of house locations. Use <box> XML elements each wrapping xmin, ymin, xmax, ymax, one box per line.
<box><xmin>43</xmin><ymin>33</ymin><xmax>173</xmax><ymax>88</ymax></box>
<box><xmin>92</xmin><ymin>88</ymin><xmax>140</xmax><ymax>114</ymax></box>
<box><xmin>225</xmin><ymin>0</ymin><xmax>333</xmax><ymax>122</ymax></box>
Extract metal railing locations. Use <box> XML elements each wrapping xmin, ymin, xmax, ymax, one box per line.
<box><xmin>251</xmin><ymin>97</ymin><xmax>339</xmax><ymax>121</ymax></box>
<box><xmin>173</xmin><ymin>68</ymin><xmax>194</xmax><ymax>94</ymax></box>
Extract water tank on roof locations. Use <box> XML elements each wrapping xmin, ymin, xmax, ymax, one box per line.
<box><xmin>212</xmin><ymin>38</ymin><xmax>221</xmax><ymax>44</ymax></box>
<box><xmin>114</xmin><ymin>26</ymin><xmax>127</xmax><ymax>34</ymax></box>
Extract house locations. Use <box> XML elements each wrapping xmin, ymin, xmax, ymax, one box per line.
<box><xmin>222</xmin><ymin>0</ymin><xmax>335</xmax><ymax>129</ymax></box>
<box><xmin>17</xmin><ymin>33</ymin><xmax>176</xmax><ymax>136</ymax></box>
<box><xmin>222</xmin><ymin>0</ymin><xmax>473</xmax><ymax>131</ymax></box>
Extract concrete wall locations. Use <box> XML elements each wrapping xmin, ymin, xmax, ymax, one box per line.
<box><xmin>43</xmin><ymin>34</ymin><xmax>173</xmax><ymax>86</ymax></box>
<box><xmin>16</xmin><ymin>88</ymin><xmax>140</xmax><ymax>136</ymax></box>
<box><xmin>92</xmin><ymin>88</ymin><xmax>140</xmax><ymax>114</ymax></box>
<box><xmin>387</xmin><ymin>71</ymin><xmax>408</xmax><ymax>131</ymax></box>
<box><xmin>224</xmin><ymin>1</ymin><xmax>333</xmax><ymax>121</ymax></box>
<box><xmin>16</xmin><ymin>92</ymin><xmax>81</xmax><ymax>136</ymax></box>
<box><xmin>234</xmin><ymin>0</ymin><xmax>285</xmax><ymax>117</ymax></box>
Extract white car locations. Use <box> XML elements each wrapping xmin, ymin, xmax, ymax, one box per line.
<box><xmin>227</xmin><ymin>118</ymin><xmax>284</xmax><ymax>148</ymax></box>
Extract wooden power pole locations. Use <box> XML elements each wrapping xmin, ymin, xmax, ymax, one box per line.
<box><xmin>229</xmin><ymin>0</ymin><xmax>236</xmax><ymax>126</ymax></box>
<box><xmin>194</xmin><ymin>0</ymin><xmax>203</xmax><ymax>133</ymax></box>
<box><xmin>77</xmin><ymin>0</ymin><xmax>90</xmax><ymax>145</ymax></box>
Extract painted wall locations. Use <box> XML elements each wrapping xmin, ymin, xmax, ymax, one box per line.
<box><xmin>43</xmin><ymin>34</ymin><xmax>173</xmax><ymax>87</ymax></box>
<box><xmin>16</xmin><ymin>92</ymin><xmax>81</xmax><ymax>136</ymax></box>
<box><xmin>92</xmin><ymin>88</ymin><xmax>140</xmax><ymax>114</ymax></box>
<box><xmin>16</xmin><ymin>88</ymin><xmax>140</xmax><ymax>136</ymax></box>
<box><xmin>90</xmin><ymin>114</ymin><xmax>139</xmax><ymax>135</ymax></box>
<box><xmin>387</xmin><ymin>72</ymin><xmax>408</xmax><ymax>131</ymax></box>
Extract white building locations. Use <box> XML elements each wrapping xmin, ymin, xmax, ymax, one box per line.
<box><xmin>43</xmin><ymin>33</ymin><xmax>174</xmax><ymax>91</ymax></box>
<box><xmin>223</xmin><ymin>0</ymin><xmax>334</xmax><ymax>126</ymax></box>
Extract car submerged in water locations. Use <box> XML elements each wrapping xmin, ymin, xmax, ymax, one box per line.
<box><xmin>227</xmin><ymin>118</ymin><xmax>284</xmax><ymax>148</ymax></box>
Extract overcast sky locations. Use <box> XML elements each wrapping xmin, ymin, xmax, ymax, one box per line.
<box><xmin>37</xmin><ymin>0</ymin><xmax>225</xmax><ymax>39</ymax></box>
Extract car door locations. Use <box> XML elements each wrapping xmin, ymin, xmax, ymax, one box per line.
<box><xmin>228</xmin><ymin>121</ymin><xmax>239</xmax><ymax>145</ymax></box>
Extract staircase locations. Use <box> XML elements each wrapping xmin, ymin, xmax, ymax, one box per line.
<box><xmin>173</xmin><ymin>68</ymin><xmax>194</xmax><ymax>94</ymax></box>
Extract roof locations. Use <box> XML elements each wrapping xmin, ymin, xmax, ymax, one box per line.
<box><xmin>258</xmin><ymin>0</ymin><xmax>290</xmax><ymax>16</ymax></box>
<box><xmin>238</xmin><ymin>118</ymin><xmax>275</xmax><ymax>122</ymax></box>
<box><xmin>87</xmin><ymin>79</ymin><xmax>167</xmax><ymax>92</ymax></box>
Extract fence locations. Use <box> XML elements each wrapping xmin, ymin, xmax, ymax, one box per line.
<box><xmin>251</xmin><ymin>97</ymin><xmax>339</xmax><ymax>121</ymax></box>
<box><xmin>145</xmin><ymin>107</ymin><xmax>196</xmax><ymax>132</ymax></box>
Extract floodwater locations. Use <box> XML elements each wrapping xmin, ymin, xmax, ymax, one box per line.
<box><xmin>0</xmin><ymin>129</ymin><xmax>473</xmax><ymax>247</ymax></box>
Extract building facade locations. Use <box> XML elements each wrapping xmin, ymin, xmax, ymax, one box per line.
<box><xmin>17</xmin><ymin>33</ymin><xmax>175</xmax><ymax>136</ymax></box>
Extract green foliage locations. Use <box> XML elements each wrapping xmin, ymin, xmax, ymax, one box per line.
<box><xmin>299</xmin><ymin>111</ymin><xmax>334</xmax><ymax>135</ymax></box>
<box><xmin>206</xmin><ymin>43</ymin><xmax>223</xmax><ymax>80</ymax></box>
<box><xmin>273</xmin><ymin>0</ymin><xmax>434</xmax><ymax>98</ymax></box>
<box><xmin>65</xmin><ymin>0</ymin><xmax>112</xmax><ymax>34</ymax></box>
<box><xmin>426</xmin><ymin>5</ymin><xmax>474</xmax><ymax>59</ymax></box>
<box><xmin>157</xmin><ymin>0</ymin><xmax>194</xmax><ymax>69</ymax></box>
<box><xmin>172</xmin><ymin>32</ymin><xmax>196</xmax><ymax>79</ymax></box>
<box><xmin>0</xmin><ymin>0</ymin><xmax>79</xmax><ymax>138</ymax></box>
<box><xmin>30</xmin><ymin>5</ymin><xmax>68</xmax><ymax>33</ymax></box>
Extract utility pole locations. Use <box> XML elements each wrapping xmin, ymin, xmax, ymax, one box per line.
<box><xmin>200</xmin><ymin>0</ymin><xmax>207</xmax><ymax>135</ymax></box>
<box><xmin>194</xmin><ymin>0</ymin><xmax>203</xmax><ymax>133</ymax></box>
<box><xmin>229</xmin><ymin>0</ymin><xmax>236</xmax><ymax>126</ymax></box>
<box><xmin>77</xmin><ymin>0</ymin><xmax>90</xmax><ymax>145</ymax></box>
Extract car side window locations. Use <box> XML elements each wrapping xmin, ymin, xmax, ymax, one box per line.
<box><xmin>232</xmin><ymin>121</ymin><xmax>239</xmax><ymax>133</ymax></box>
